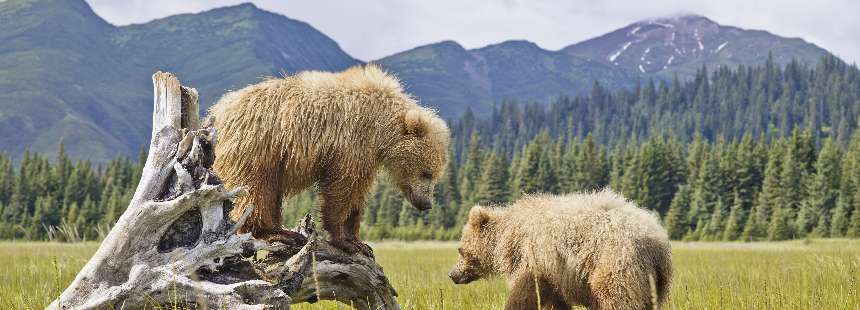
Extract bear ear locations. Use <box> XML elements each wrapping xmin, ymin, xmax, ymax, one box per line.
<box><xmin>468</xmin><ymin>205</ymin><xmax>491</xmax><ymax>229</ymax></box>
<box><xmin>403</xmin><ymin>109</ymin><xmax>429</xmax><ymax>138</ymax></box>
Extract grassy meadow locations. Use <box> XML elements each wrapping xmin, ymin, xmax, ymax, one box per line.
<box><xmin>1</xmin><ymin>240</ymin><xmax>859</xmax><ymax>309</ymax></box>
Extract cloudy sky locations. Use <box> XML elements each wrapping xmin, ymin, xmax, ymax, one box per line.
<box><xmin>86</xmin><ymin>0</ymin><xmax>859</xmax><ymax>64</ymax></box>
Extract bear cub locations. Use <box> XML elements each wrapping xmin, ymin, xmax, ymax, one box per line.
<box><xmin>449</xmin><ymin>190</ymin><xmax>672</xmax><ymax>310</ymax></box>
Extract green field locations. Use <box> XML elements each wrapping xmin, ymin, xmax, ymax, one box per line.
<box><xmin>1</xmin><ymin>240</ymin><xmax>859</xmax><ymax>309</ymax></box>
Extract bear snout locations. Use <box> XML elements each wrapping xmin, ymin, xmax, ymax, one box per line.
<box><xmin>448</xmin><ymin>270</ymin><xmax>465</xmax><ymax>284</ymax></box>
<box><xmin>411</xmin><ymin>198</ymin><xmax>432</xmax><ymax>211</ymax></box>
<box><xmin>403</xmin><ymin>186</ymin><xmax>433</xmax><ymax>211</ymax></box>
<box><xmin>448</xmin><ymin>268</ymin><xmax>477</xmax><ymax>284</ymax></box>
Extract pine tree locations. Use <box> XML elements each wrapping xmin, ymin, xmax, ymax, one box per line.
<box><xmin>518</xmin><ymin>136</ymin><xmax>545</xmax><ymax>195</ymax></box>
<box><xmin>848</xmin><ymin>205</ymin><xmax>860</xmax><ymax>238</ymax></box>
<box><xmin>723</xmin><ymin>192</ymin><xmax>746</xmax><ymax>241</ymax></box>
<box><xmin>439</xmin><ymin>149</ymin><xmax>462</xmax><ymax>204</ymax></box>
<box><xmin>685</xmin><ymin>133</ymin><xmax>707</xmax><ymax>184</ymax></box>
<box><xmin>66</xmin><ymin>202</ymin><xmax>80</xmax><ymax>229</ymax></box>
<box><xmin>798</xmin><ymin>138</ymin><xmax>841</xmax><ymax>236</ymax></box>
<box><xmin>398</xmin><ymin>201</ymin><xmax>418</xmax><ymax>227</ymax></box>
<box><xmin>620</xmin><ymin>147</ymin><xmax>642</xmax><ymax>201</ymax></box>
<box><xmin>751</xmin><ymin>142</ymin><xmax>784</xmax><ymax>239</ymax></box>
<box><xmin>459</xmin><ymin>134</ymin><xmax>483</xmax><ymax>204</ymax></box>
<box><xmin>768</xmin><ymin>205</ymin><xmax>792</xmax><ymax>241</ymax></box>
<box><xmin>812</xmin><ymin>210</ymin><xmax>830</xmax><ymax>238</ymax></box>
<box><xmin>830</xmin><ymin>196</ymin><xmax>851</xmax><ymax>237</ymax></box>
<box><xmin>740</xmin><ymin>198</ymin><xmax>761</xmax><ymax>242</ymax></box>
<box><xmin>703</xmin><ymin>199</ymin><xmax>726</xmax><ymax>241</ymax></box>
<box><xmin>376</xmin><ymin>182</ymin><xmax>403</xmax><ymax>228</ymax></box>
<box><xmin>635</xmin><ymin>137</ymin><xmax>685</xmax><ymax>214</ymax></box>
<box><xmin>688</xmin><ymin>152</ymin><xmax>721</xmax><ymax>230</ymax></box>
<box><xmin>4</xmin><ymin>161</ymin><xmax>30</xmax><ymax>224</ymax></box>
<box><xmin>475</xmin><ymin>152</ymin><xmax>511</xmax><ymax>205</ymax></box>
<box><xmin>536</xmin><ymin>148</ymin><xmax>560</xmax><ymax>194</ymax></box>
<box><xmin>100</xmin><ymin>185</ymin><xmax>123</xmax><ymax>228</ymax></box>
<box><xmin>664</xmin><ymin>185</ymin><xmax>691</xmax><ymax>240</ymax></box>
<box><xmin>608</xmin><ymin>146</ymin><xmax>627</xmax><ymax>192</ymax></box>
<box><xmin>779</xmin><ymin>131</ymin><xmax>807</xmax><ymax>235</ymax></box>
<box><xmin>732</xmin><ymin>134</ymin><xmax>761</xmax><ymax>210</ymax></box>
<box><xmin>78</xmin><ymin>196</ymin><xmax>97</xmax><ymax>239</ymax></box>
<box><xmin>572</xmin><ymin>134</ymin><xmax>609</xmax><ymax>191</ymax></box>
<box><xmin>432</xmin><ymin>150</ymin><xmax>460</xmax><ymax>229</ymax></box>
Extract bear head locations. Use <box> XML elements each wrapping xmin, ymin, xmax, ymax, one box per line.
<box><xmin>384</xmin><ymin>107</ymin><xmax>449</xmax><ymax>211</ymax></box>
<box><xmin>449</xmin><ymin>205</ymin><xmax>497</xmax><ymax>284</ymax></box>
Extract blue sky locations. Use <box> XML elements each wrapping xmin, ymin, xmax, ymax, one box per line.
<box><xmin>86</xmin><ymin>0</ymin><xmax>859</xmax><ymax>64</ymax></box>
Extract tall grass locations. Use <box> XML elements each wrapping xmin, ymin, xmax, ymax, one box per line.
<box><xmin>1</xmin><ymin>240</ymin><xmax>858</xmax><ymax>309</ymax></box>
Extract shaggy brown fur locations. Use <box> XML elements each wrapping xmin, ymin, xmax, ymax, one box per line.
<box><xmin>209</xmin><ymin>64</ymin><xmax>449</xmax><ymax>252</ymax></box>
<box><xmin>449</xmin><ymin>190</ymin><xmax>672</xmax><ymax>310</ymax></box>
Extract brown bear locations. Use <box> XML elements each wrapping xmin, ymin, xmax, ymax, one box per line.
<box><xmin>208</xmin><ymin>64</ymin><xmax>449</xmax><ymax>253</ymax></box>
<box><xmin>449</xmin><ymin>190</ymin><xmax>672</xmax><ymax>310</ymax></box>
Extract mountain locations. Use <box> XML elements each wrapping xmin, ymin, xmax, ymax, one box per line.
<box><xmin>376</xmin><ymin>15</ymin><xmax>830</xmax><ymax>118</ymax></box>
<box><xmin>376</xmin><ymin>40</ymin><xmax>633</xmax><ymax>118</ymax></box>
<box><xmin>563</xmin><ymin>15</ymin><xmax>828</xmax><ymax>78</ymax></box>
<box><xmin>0</xmin><ymin>1</ymin><xmax>837</xmax><ymax>162</ymax></box>
<box><xmin>0</xmin><ymin>0</ymin><xmax>358</xmax><ymax>162</ymax></box>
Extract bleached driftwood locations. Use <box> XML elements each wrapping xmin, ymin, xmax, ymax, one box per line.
<box><xmin>49</xmin><ymin>72</ymin><xmax>398</xmax><ymax>310</ymax></box>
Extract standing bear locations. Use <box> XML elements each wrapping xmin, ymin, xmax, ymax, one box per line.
<box><xmin>208</xmin><ymin>64</ymin><xmax>449</xmax><ymax>253</ymax></box>
<box><xmin>449</xmin><ymin>189</ymin><xmax>672</xmax><ymax>310</ymax></box>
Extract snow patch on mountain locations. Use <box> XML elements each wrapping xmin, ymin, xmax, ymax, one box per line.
<box><xmin>650</xmin><ymin>20</ymin><xmax>675</xmax><ymax>28</ymax></box>
<box><xmin>641</xmin><ymin>47</ymin><xmax>651</xmax><ymax>61</ymax></box>
<box><xmin>608</xmin><ymin>42</ymin><xmax>632</xmax><ymax>62</ymax></box>
<box><xmin>629</xmin><ymin>26</ymin><xmax>641</xmax><ymax>36</ymax></box>
<box><xmin>715</xmin><ymin>42</ymin><xmax>729</xmax><ymax>53</ymax></box>
<box><xmin>664</xmin><ymin>55</ymin><xmax>675</xmax><ymax>69</ymax></box>
<box><xmin>695</xmin><ymin>29</ymin><xmax>704</xmax><ymax>51</ymax></box>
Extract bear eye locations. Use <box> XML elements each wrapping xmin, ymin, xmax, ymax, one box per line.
<box><xmin>421</xmin><ymin>171</ymin><xmax>433</xmax><ymax>179</ymax></box>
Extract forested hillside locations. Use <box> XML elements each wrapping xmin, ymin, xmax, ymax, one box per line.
<box><xmin>2</xmin><ymin>56</ymin><xmax>859</xmax><ymax>241</ymax></box>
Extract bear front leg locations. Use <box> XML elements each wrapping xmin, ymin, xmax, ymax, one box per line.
<box><xmin>505</xmin><ymin>273</ymin><xmax>539</xmax><ymax>310</ymax></box>
<box><xmin>506</xmin><ymin>273</ymin><xmax>567</xmax><ymax>310</ymax></box>
<box><xmin>344</xmin><ymin>208</ymin><xmax>374</xmax><ymax>257</ymax></box>
<box><xmin>322</xmin><ymin>206</ymin><xmax>372</xmax><ymax>256</ymax></box>
<box><xmin>320</xmin><ymin>177</ymin><xmax>373</xmax><ymax>256</ymax></box>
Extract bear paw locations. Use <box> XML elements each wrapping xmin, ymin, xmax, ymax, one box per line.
<box><xmin>261</xmin><ymin>229</ymin><xmax>308</xmax><ymax>248</ymax></box>
<box><xmin>330</xmin><ymin>239</ymin><xmax>375</xmax><ymax>258</ymax></box>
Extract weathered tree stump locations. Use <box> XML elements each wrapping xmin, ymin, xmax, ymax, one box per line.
<box><xmin>48</xmin><ymin>72</ymin><xmax>399</xmax><ymax>310</ymax></box>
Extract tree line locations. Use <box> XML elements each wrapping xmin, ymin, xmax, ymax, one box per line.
<box><xmin>0</xmin><ymin>146</ymin><xmax>143</xmax><ymax>241</ymax></box>
<box><xmin>2</xmin><ymin>55</ymin><xmax>860</xmax><ymax>241</ymax></box>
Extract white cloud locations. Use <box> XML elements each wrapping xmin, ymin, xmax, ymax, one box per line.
<box><xmin>85</xmin><ymin>0</ymin><xmax>860</xmax><ymax>63</ymax></box>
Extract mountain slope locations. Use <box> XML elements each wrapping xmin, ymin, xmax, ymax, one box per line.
<box><xmin>0</xmin><ymin>0</ymin><xmax>358</xmax><ymax>162</ymax></box>
<box><xmin>377</xmin><ymin>40</ymin><xmax>633</xmax><ymax>118</ymax></box>
<box><xmin>114</xmin><ymin>3</ymin><xmax>359</xmax><ymax>108</ymax></box>
<box><xmin>0</xmin><ymin>0</ymin><xmax>145</xmax><ymax>161</ymax></box>
<box><xmin>563</xmin><ymin>15</ymin><xmax>828</xmax><ymax>78</ymax></box>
